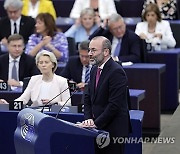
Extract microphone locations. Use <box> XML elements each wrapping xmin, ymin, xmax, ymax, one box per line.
<box><xmin>55</xmin><ymin>87</ymin><xmax>79</xmax><ymax>119</ymax></box>
<box><xmin>40</xmin><ymin>86</ymin><xmax>71</xmax><ymax>113</ymax></box>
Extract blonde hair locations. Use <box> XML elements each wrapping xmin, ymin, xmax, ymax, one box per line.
<box><xmin>80</xmin><ymin>8</ymin><xmax>95</xmax><ymax>18</ymax></box>
<box><xmin>35</xmin><ymin>50</ymin><xmax>58</xmax><ymax>73</ymax></box>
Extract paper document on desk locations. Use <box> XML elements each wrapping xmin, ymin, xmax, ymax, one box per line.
<box><xmin>122</xmin><ymin>62</ymin><xmax>133</xmax><ymax>66</ymax></box>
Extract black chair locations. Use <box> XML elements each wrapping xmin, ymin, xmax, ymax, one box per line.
<box><xmin>67</xmin><ymin>37</ymin><xmax>77</xmax><ymax>57</ymax></box>
<box><xmin>115</xmin><ymin>0</ymin><xmax>144</xmax><ymax>17</ymax></box>
<box><xmin>22</xmin><ymin>77</ymin><xmax>31</xmax><ymax>92</ymax></box>
<box><xmin>139</xmin><ymin>39</ymin><xmax>147</xmax><ymax>63</ymax></box>
<box><xmin>170</xmin><ymin>21</ymin><xmax>180</xmax><ymax>48</ymax></box>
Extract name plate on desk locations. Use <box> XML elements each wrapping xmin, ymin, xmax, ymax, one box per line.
<box><xmin>9</xmin><ymin>101</ymin><xmax>23</xmax><ymax>111</ymax></box>
<box><xmin>0</xmin><ymin>82</ymin><xmax>8</xmax><ymax>91</ymax></box>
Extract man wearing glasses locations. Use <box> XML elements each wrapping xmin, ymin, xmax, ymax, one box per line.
<box><xmin>0</xmin><ymin>0</ymin><xmax>35</xmax><ymax>53</ymax></box>
<box><xmin>60</xmin><ymin>40</ymin><xmax>91</xmax><ymax>90</ymax></box>
<box><xmin>89</xmin><ymin>13</ymin><xmax>141</xmax><ymax>63</ymax></box>
<box><xmin>78</xmin><ymin>36</ymin><xmax>131</xmax><ymax>154</ymax></box>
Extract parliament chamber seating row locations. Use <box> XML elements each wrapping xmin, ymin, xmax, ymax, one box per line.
<box><xmin>0</xmin><ymin>0</ymin><xmax>180</xmax><ymax>18</ymax></box>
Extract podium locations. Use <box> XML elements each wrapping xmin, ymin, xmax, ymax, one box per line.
<box><xmin>14</xmin><ymin>108</ymin><xmax>101</xmax><ymax>154</ymax></box>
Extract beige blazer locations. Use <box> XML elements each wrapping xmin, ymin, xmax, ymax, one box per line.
<box><xmin>16</xmin><ymin>74</ymin><xmax>71</xmax><ymax>106</ymax></box>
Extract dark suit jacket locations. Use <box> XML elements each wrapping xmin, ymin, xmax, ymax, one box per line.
<box><xmin>0</xmin><ymin>53</ymin><xmax>39</xmax><ymax>81</ymax></box>
<box><xmin>0</xmin><ymin>15</ymin><xmax>35</xmax><ymax>43</ymax></box>
<box><xmin>60</xmin><ymin>56</ymin><xmax>83</xmax><ymax>83</ymax></box>
<box><xmin>89</xmin><ymin>27</ymin><xmax>141</xmax><ymax>63</ymax></box>
<box><xmin>84</xmin><ymin>58</ymin><xmax>131</xmax><ymax>137</ymax></box>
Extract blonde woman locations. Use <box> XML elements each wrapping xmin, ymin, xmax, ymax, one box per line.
<box><xmin>65</xmin><ymin>8</ymin><xmax>100</xmax><ymax>44</ymax></box>
<box><xmin>15</xmin><ymin>50</ymin><xmax>71</xmax><ymax>107</ymax></box>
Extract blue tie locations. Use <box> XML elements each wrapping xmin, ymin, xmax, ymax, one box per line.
<box><xmin>85</xmin><ymin>65</ymin><xmax>90</xmax><ymax>83</ymax></box>
<box><xmin>114</xmin><ymin>39</ymin><xmax>121</xmax><ymax>57</ymax></box>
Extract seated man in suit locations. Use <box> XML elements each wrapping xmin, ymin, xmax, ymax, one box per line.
<box><xmin>89</xmin><ymin>13</ymin><xmax>141</xmax><ymax>63</ymax></box>
<box><xmin>0</xmin><ymin>0</ymin><xmax>35</xmax><ymax>53</ymax></box>
<box><xmin>60</xmin><ymin>40</ymin><xmax>91</xmax><ymax>90</ymax></box>
<box><xmin>0</xmin><ymin>34</ymin><xmax>39</xmax><ymax>91</ymax></box>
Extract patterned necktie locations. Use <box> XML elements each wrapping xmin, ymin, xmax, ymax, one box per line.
<box><xmin>14</xmin><ymin>22</ymin><xmax>17</xmax><ymax>34</ymax></box>
<box><xmin>85</xmin><ymin>65</ymin><xmax>90</xmax><ymax>83</ymax></box>
<box><xmin>114</xmin><ymin>39</ymin><xmax>121</xmax><ymax>57</ymax></box>
<box><xmin>12</xmin><ymin>60</ymin><xmax>18</xmax><ymax>81</ymax></box>
<box><xmin>95</xmin><ymin>68</ymin><xmax>101</xmax><ymax>88</ymax></box>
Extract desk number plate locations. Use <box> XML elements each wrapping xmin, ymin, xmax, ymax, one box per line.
<box><xmin>12</xmin><ymin>101</ymin><xmax>23</xmax><ymax>110</ymax></box>
<box><xmin>0</xmin><ymin>82</ymin><xmax>8</xmax><ymax>91</ymax></box>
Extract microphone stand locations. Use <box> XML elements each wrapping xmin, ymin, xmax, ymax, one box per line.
<box><xmin>41</xmin><ymin>86</ymin><xmax>70</xmax><ymax>113</ymax></box>
<box><xmin>55</xmin><ymin>88</ymin><xmax>78</xmax><ymax>119</ymax></box>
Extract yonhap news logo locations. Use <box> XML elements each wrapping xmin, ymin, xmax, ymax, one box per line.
<box><xmin>96</xmin><ymin>132</ymin><xmax>110</xmax><ymax>148</ymax></box>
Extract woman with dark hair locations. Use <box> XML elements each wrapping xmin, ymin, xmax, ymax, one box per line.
<box><xmin>135</xmin><ymin>3</ymin><xmax>176</xmax><ymax>50</ymax></box>
<box><xmin>25</xmin><ymin>13</ymin><xmax>68</xmax><ymax>63</ymax></box>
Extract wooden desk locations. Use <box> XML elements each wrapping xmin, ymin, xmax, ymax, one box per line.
<box><xmin>147</xmin><ymin>49</ymin><xmax>180</xmax><ymax>111</ymax></box>
<box><xmin>123</xmin><ymin>63</ymin><xmax>166</xmax><ymax>136</ymax></box>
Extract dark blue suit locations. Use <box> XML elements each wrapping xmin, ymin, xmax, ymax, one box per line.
<box><xmin>60</xmin><ymin>56</ymin><xmax>83</xmax><ymax>83</ymax></box>
<box><xmin>0</xmin><ymin>53</ymin><xmax>39</xmax><ymax>81</ymax></box>
<box><xmin>89</xmin><ymin>27</ymin><xmax>141</xmax><ymax>63</ymax></box>
<box><xmin>84</xmin><ymin>58</ymin><xmax>131</xmax><ymax>153</ymax></box>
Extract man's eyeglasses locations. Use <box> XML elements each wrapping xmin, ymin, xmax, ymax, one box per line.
<box><xmin>88</xmin><ymin>48</ymin><xmax>106</xmax><ymax>53</ymax></box>
<box><xmin>111</xmin><ymin>25</ymin><xmax>125</xmax><ymax>32</ymax></box>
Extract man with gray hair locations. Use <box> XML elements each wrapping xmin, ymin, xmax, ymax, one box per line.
<box><xmin>0</xmin><ymin>0</ymin><xmax>35</xmax><ymax>53</ymax></box>
<box><xmin>89</xmin><ymin>13</ymin><xmax>141</xmax><ymax>63</ymax></box>
<box><xmin>79</xmin><ymin>36</ymin><xmax>131</xmax><ymax>154</ymax></box>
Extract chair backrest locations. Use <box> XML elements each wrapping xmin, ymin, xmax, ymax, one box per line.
<box><xmin>22</xmin><ymin>77</ymin><xmax>31</xmax><ymax>92</ymax></box>
<box><xmin>67</xmin><ymin>37</ymin><xmax>77</xmax><ymax>57</ymax></box>
<box><xmin>170</xmin><ymin>21</ymin><xmax>180</xmax><ymax>48</ymax></box>
<box><xmin>139</xmin><ymin>39</ymin><xmax>147</xmax><ymax>63</ymax></box>
<box><xmin>115</xmin><ymin>0</ymin><xmax>144</xmax><ymax>17</ymax></box>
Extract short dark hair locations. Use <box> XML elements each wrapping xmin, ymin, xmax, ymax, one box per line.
<box><xmin>78</xmin><ymin>40</ymin><xmax>90</xmax><ymax>51</ymax></box>
<box><xmin>142</xmin><ymin>3</ymin><xmax>162</xmax><ymax>22</ymax></box>
<box><xmin>8</xmin><ymin>34</ymin><xmax>24</xmax><ymax>44</ymax></box>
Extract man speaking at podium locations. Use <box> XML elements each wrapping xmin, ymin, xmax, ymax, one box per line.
<box><xmin>80</xmin><ymin>36</ymin><xmax>131</xmax><ymax>154</ymax></box>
